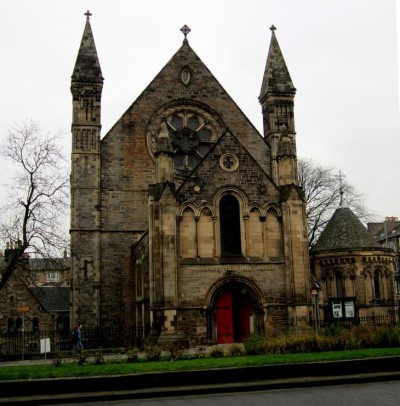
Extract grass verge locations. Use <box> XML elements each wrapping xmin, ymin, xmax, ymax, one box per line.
<box><xmin>1</xmin><ymin>347</ymin><xmax>400</xmax><ymax>381</ymax></box>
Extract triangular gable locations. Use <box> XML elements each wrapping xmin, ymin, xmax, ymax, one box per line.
<box><xmin>177</xmin><ymin>129</ymin><xmax>278</xmax><ymax>203</ymax></box>
<box><xmin>101</xmin><ymin>40</ymin><xmax>270</xmax><ymax>174</ymax></box>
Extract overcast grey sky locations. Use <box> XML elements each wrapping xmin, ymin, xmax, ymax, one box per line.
<box><xmin>0</xmin><ymin>0</ymin><xmax>399</xmax><ymax>221</ymax></box>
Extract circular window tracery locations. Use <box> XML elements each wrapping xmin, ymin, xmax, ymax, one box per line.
<box><xmin>220</xmin><ymin>153</ymin><xmax>239</xmax><ymax>172</ymax></box>
<box><xmin>147</xmin><ymin>105</ymin><xmax>223</xmax><ymax>178</ymax></box>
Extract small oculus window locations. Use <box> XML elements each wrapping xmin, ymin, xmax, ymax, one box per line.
<box><xmin>220</xmin><ymin>153</ymin><xmax>239</xmax><ymax>172</ymax></box>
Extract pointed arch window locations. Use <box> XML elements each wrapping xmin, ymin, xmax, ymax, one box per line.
<box><xmin>335</xmin><ymin>270</ymin><xmax>345</xmax><ymax>297</ymax></box>
<box><xmin>32</xmin><ymin>317</ymin><xmax>40</xmax><ymax>332</ymax></box>
<box><xmin>374</xmin><ymin>270</ymin><xmax>381</xmax><ymax>299</ymax></box>
<box><xmin>16</xmin><ymin>317</ymin><xmax>22</xmax><ymax>332</ymax></box>
<box><xmin>7</xmin><ymin>318</ymin><xmax>15</xmax><ymax>333</ymax></box>
<box><xmin>220</xmin><ymin>195</ymin><xmax>242</xmax><ymax>256</ymax></box>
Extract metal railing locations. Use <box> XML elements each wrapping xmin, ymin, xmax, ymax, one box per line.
<box><xmin>0</xmin><ymin>327</ymin><xmax>145</xmax><ymax>359</ymax></box>
<box><xmin>313</xmin><ymin>312</ymin><xmax>400</xmax><ymax>330</ymax></box>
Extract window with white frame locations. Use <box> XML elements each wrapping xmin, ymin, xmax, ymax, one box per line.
<box><xmin>47</xmin><ymin>271</ymin><xmax>59</xmax><ymax>283</ymax></box>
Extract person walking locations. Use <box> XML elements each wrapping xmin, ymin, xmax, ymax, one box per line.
<box><xmin>72</xmin><ymin>323</ymin><xmax>83</xmax><ymax>352</ymax></box>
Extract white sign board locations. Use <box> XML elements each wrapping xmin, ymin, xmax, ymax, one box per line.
<box><xmin>332</xmin><ymin>302</ymin><xmax>343</xmax><ymax>318</ymax></box>
<box><xmin>40</xmin><ymin>338</ymin><xmax>51</xmax><ymax>354</ymax></box>
<box><xmin>345</xmin><ymin>300</ymin><xmax>355</xmax><ymax>318</ymax></box>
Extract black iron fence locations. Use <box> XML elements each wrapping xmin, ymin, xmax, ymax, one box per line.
<box><xmin>0</xmin><ymin>327</ymin><xmax>144</xmax><ymax>360</ymax></box>
<box><xmin>2</xmin><ymin>314</ymin><xmax>400</xmax><ymax>360</ymax></box>
<box><xmin>313</xmin><ymin>312</ymin><xmax>400</xmax><ymax>330</ymax></box>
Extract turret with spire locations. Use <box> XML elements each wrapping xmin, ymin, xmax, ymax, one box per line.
<box><xmin>70</xmin><ymin>11</ymin><xmax>103</xmax><ymax>327</ymax></box>
<box><xmin>70</xmin><ymin>10</ymin><xmax>103</xmax><ymax>230</ymax></box>
<box><xmin>259</xmin><ymin>26</ymin><xmax>297</xmax><ymax>186</ymax></box>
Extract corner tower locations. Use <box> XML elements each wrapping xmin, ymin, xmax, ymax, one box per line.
<box><xmin>259</xmin><ymin>26</ymin><xmax>297</xmax><ymax>186</ymax></box>
<box><xmin>70</xmin><ymin>11</ymin><xmax>103</xmax><ymax>326</ymax></box>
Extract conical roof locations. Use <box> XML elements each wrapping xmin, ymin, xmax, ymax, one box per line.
<box><xmin>71</xmin><ymin>14</ymin><xmax>103</xmax><ymax>83</ymax></box>
<box><xmin>311</xmin><ymin>207</ymin><xmax>382</xmax><ymax>253</ymax></box>
<box><xmin>259</xmin><ymin>26</ymin><xmax>295</xmax><ymax>100</ymax></box>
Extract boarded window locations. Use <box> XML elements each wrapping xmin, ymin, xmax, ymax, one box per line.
<box><xmin>180</xmin><ymin>208</ymin><xmax>196</xmax><ymax>258</ymax></box>
<box><xmin>198</xmin><ymin>207</ymin><xmax>214</xmax><ymax>258</ymax></box>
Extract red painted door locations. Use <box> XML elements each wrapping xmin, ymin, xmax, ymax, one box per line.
<box><xmin>216</xmin><ymin>292</ymin><xmax>233</xmax><ymax>343</ymax></box>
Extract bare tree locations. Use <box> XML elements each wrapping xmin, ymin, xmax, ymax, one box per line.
<box><xmin>0</xmin><ymin>120</ymin><xmax>69</xmax><ymax>290</ymax></box>
<box><xmin>298</xmin><ymin>158</ymin><xmax>376</xmax><ymax>249</ymax></box>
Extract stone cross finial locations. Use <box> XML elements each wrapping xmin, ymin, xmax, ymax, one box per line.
<box><xmin>270</xmin><ymin>25</ymin><xmax>277</xmax><ymax>32</ymax></box>
<box><xmin>338</xmin><ymin>170</ymin><xmax>345</xmax><ymax>206</ymax></box>
<box><xmin>85</xmin><ymin>10</ymin><xmax>92</xmax><ymax>20</ymax></box>
<box><xmin>180</xmin><ymin>25</ymin><xmax>191</xmax><ymax>40</ymax></box>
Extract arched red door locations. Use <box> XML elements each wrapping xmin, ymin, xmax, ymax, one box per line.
<box><xmin>216</xmin><ymin>292</ymin><xmax>234</xmax><ymax>343</ymax></box>
<box><xmin>215</xmin><ymin>290</ymin><xmax>251</xmax><ymax>344</ymax></box>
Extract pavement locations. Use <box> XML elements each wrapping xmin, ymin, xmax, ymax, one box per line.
<box><xmin>1</xmin><ymin>355</ymin><xmax>400</xmax><ymax>405</ymax></box>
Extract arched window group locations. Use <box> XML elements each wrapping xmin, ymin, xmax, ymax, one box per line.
<box><xmin>324</xmin><ymin>268</ymin><xmax>355</xmax><ymax>298</ymax></box>
<box><xmin>6</xmin><ymin>315</ymin><xmax>70</xmax><ymax>332</ymax></box>
<box><xmin>324</xmin><ymin>266</ymin><xmax>392</xmax><ymax>304</ymax></box>
<box><xmin>179</xmin><ymin>192</ymin><xmax>282</xmax><ymax>260</ymax></box>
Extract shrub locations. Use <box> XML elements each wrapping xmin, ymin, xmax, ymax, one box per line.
<box><xmin>93</xmin><ymin>350</ymin><xmax>105</xmax><ymax>365</ymax></box>
<box><xmin>209</xmin><ymin>346</ymin><xmax>225</xmax><ymax>358</ymax></box>
<box><xmin>144</xmin><ymin>343</ymin><xmax>162</xmax><ymax>361</ymax></box>
<box><xmin>160</xmin><ymin>342</ymin><xmax>187</xmax><ymax>360</ymax></box>
<box><xmin>196</xmin><ymin>346</ymin><xmax>206</xmax><ymax>358</ymax></box>
<box><xmin>227</xmin><ymin>344</ymin><xmax>245</xmax><ymax>357</ymax></box>
<box><xmin>73</xmin><ymin>350</ymin><xmax>88</xmax><ymax>365</ymax></box>
<box><xmin>244</xmin><ymin>334</ymin><xmax>265</xmax><ymax>355</ymax></box>
<box><xmin>126</xmin><ymin>348</ymin><xmax>139</xmax><ymax>363</ymax></box>
<box><xmin>376</xmin><ymin>326</ymin><xmax>400</xmax><ymax>347</ymax></box>
<box><xmin>321</xmin><ymin>325</ymin><xmax>378</xmax><ymax>350</ymax></box>
<box><xmin>51</xmin><ymin>351</ymin><xmax>63</xmax><ymax>367</ymax></box>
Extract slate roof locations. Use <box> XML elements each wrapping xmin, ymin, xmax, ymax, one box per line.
<box><xmin>311</xmin><ymin>206</ymin><xmax>383</xmax><ymax>253</ymax></box>
<box><xmin>30</xmin><ymin>257</ymin><xmax>70</xmax><ymax>271</ymax></box>
<box><xmin>373</xmin><ymin>223</ymin><xmax>400</xmax><ymax>243</ymax></box>
<box><xmin>30</xmin><ymin>287</ymin><xmax>70</xmax><ymax>312</ymax></box>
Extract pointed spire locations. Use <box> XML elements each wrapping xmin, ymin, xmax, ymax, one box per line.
<box><xmin>259</xmin><ymin>26</ymin><xmax>295</xmax><ymax>101</ymax></box>
<box><xmin>72</xmin><ymin>11</ymin><xmax>103</xmax><ymax>83</ymax></box>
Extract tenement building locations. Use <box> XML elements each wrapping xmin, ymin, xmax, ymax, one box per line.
<box><xmin>70</xmin><ymin>14</ymin><xmax>312</xmax><ymax>345</ymax></box>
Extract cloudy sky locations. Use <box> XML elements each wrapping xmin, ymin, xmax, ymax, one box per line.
<box><xmin>0</xmin><ymin>0</ymin><xmax>399</xmax><ymax>221</ymax></box>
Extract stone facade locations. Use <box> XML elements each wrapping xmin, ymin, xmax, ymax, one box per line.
<box><xmin>0</xmin><ymin>245</ymin><xmax>70</xmax><ymax>333</ymax></box>
<box><xmin>70</xmin><ymin>17</ymin><xmax>312</xmax><ymax>345</ymax></box>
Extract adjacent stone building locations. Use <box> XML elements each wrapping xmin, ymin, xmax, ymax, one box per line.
<box><xmin>70</xmin><ymin>15</ymin><xmax>313</xmax><ymax>345</ymax></box>
<box><xmin>310</xmin><ymin>206</ymin><xmax>396</xmax><ymax>323</ymax></box>
<box><xmin>368</xmin><ymin>217</ymin><xmax>400</xmax><ymax>263</ymax></box>
<box><xmin>0</xmin><ymin>244</ymin><xmax>70</xmax><ymax>334</ymax></box>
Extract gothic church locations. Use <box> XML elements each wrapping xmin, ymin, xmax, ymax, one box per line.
<box><xmin>70</xmin><ymin>14</ymin><xmax>312</xmax><ymax>345</ymax></box>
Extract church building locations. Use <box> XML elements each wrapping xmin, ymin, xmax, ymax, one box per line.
<box><xmin>70</xmin><ymin>13</ymin><xmax>312</xmax><ymax>345</ymax></box>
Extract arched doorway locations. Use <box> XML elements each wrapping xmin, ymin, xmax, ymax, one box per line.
<box><xmin>210</xmin><ymin>278</ymin><xmax>264</xmax><ymax>344</ymax></box>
